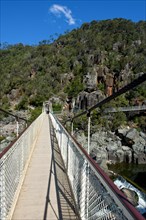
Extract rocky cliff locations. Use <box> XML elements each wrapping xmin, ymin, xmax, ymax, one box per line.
<box><xmin>75</xmin><ymin>127</ymin><xmax>146</xmax><ymax>171</ymax></box>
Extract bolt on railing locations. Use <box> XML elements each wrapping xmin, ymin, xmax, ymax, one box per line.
<box><xmin>50</xmin><ymin>112</ymin><xmax>145</xmax><ymax>220</ymax></box>
<box><xmin>0</xmin><ymin>112</ymin><xmax>45</xmax><ymax>220</ymax></box>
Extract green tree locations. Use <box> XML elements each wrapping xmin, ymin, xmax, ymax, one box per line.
<box><xmin>15</xmin><ymin>96</ymin><xmax>28</xmax><ymax>110</ymax></box>
<box><xmin>111</xmin><ymin>112</ymin><xmax>127</xmax><ymax>131</ymax></box>
<box><xmin>64</xmin><ymin>77</ymin><xmax>84</xmax><ymax>97</ymax></box>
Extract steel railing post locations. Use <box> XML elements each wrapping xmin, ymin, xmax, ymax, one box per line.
<box><xmin>87</xmin><ymin>111</ymin><xmax>90</xmax><ymax>155</ymax></box>
<box><xmin>16</xmin><ymin>117</ymin><xmax>19</xmax><ymax>137</ymax></box>
<box><xmin>71</xmin><ymin>120</ymin><xmax>74</xmax><ymax>135</ymax></box>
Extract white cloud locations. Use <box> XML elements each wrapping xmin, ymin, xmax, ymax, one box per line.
<box><xmin>49</xmin><ymin>4</ymin><xmax>75</xmax><ymax>25</ymax></box>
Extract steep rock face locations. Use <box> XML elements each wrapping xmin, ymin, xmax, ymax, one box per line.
<box><xmin>83</xmin><ymin>70</ymin><xmax>97</xmax><ymax>92</ymax></box>
<box><xmin>117</xmin><ymin>128</ymin><xmax>146</xmax><ymax>164</ymax></box>
<box><xmin>75</xmin><ymin>128</ymin><xmax>146</xmax><ymax>167</ymax></box>
<box><xmin>76</xmin><ymin>91</ymin><xmax>88</xmax><ymax>110</ymax></box>
<box><xmin>76</xmin><ymin>71</ymin><xmax>145</xmax><ymax>110</ymax></box>
<box><xmin>0</xmin><ymin>111</ymin><xmax>28</xmax><ymax>152</ymax></box>
<box><xmin>121</xmin><ymin>146</ymin><xmax>133</xmax><ymax>163</ymax></box>
<box><xmin>76</xmin><ymin>90</ymin><xmax>105</xmax><ymax>109</ymax></box>
<box><xmin>117</xmin><ymin>63</ymin><xmax>133</xmax><ymax>89</ymax></box>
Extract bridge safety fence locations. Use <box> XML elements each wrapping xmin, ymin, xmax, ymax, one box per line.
<box><xmin>0</xmin><ymin>112</ymin><xmax>45</xmax><ymax>220</ymax></box>
<box><xmin>50</xmin><ymin>112</ymin><xmax>144</xmax><ymax>220</ymax></box>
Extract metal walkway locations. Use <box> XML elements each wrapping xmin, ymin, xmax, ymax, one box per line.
<box><xmin>12</xmin><ymin>114</ymin><xmax>79</xmax><ymax>220</ymax></box>
<box><xmin>1</xmin><ymin>112</ymin><xmax>145</xmax><ymax>220</ymax></box>
<box><xmin>1</xmin><ymin>74</ymin><xmax>146</xmax><ymax>220</ymax></box>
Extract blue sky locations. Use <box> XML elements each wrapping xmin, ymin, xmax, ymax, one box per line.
<box><xmin>1</xmin><ymin>0</ymin><xmax>146</xmax><ymax>45</ymax></box>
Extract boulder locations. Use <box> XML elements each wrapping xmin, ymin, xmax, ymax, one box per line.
<box><xmin>122</xmin><ymin>146</ymin><xmax>132</xmax><ymax>163</ymax></box>
<box><xmin>90</xmin><ymin>147</ymin><xmax>107</xmax><ymax>164</ymax></box>
<box><xmin>140</xmin><ymin>131</ymin><xmax>146</xmax><ymax>141</ymax></box>
<box><xmin>91</xmin><ymin>132</ymin><xmax>100</xmax><ymax>142</ymax></box>
<box><xmin>126</xmin><ymin>128</ymin><xmax>139</xmax><ymax>142</ymax></box>
<box><xmin>117</xmin><ymin>127</ymin><xmax>129</xmax><ymax>137</ymax></box>
<box><xmin>133</xmin><ymin>151</ymin><xmax>146</xmax><ymax>164</ymax></box>
<box><xmin>122</xmin><ymin>146</ymin><xmax>131</xmax><ymax>151</ymax></box>
<box><xmin>106</xmin><ymin>142</ymin><xmax>118</xmax><ymax>152</ymax></box>
<box><xmin>75</xmin><ymin>132</ymin><xmax>88</xmax><ymax>150</ymax></box>
<box><xmin>100</xmin><ymin>150</ymin><xmax>107</xmax><ymax>159</ymax></box>
<box><xmin>132</xmin><ymin>141</ymin><xmax>145</xmax><ymax>153</ymax></box>
<box><xmin>76</xmin><ymin>127</ymin><xmax>146</xmax><ymax>166</ymax></box>
<box><xmin>115</xmin><ymin>149</ymin><xmax>125</xmax><ymax>163</ymax></box>
<box><xmin>106</xmin><ymin>142</ymin><xmax>119</xmax><ymax>162</ymax></box>
<box><xmin>90</xmin><ymin>141</ymin><xmax>98</xmax><ymax>151</ymax></box>
<box><xmin>121</xmin><ymin>188</ymin><xmax>138</xmax><ymax>206</ymax></box>
<box><xmin>117</xmin><ymin>128</ymin><xmax>146</xmax><ymax>163</ymax></box>
<box><xmin>117</xmin><ymin>140</ymin><xmax>122</xmax><ymax>147</ymax></box>
<box><xmin>91</xmin><ymin>131</ymin><xmax>106</xmax><ymax>144</ymax></box>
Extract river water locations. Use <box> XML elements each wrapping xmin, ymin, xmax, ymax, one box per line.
<box><xmin>108</xmin><ymin>162</ymin><xmax>146</xmax><ymax>192</ymax></box>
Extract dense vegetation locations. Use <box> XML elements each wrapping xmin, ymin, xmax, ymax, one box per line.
<box><xmin>0</xmin><ymin>18</ymin><xmax>146</xmax><ymax>128</ymax></box>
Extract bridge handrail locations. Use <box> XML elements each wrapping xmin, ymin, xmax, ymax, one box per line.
<box><xmin>50</xmin><ymin>112</ymin><xmax>145</xmax><ymax>220</ymax></box>
<box><xmin>0</xmin><ymin>112</ymin><xmax>45</xmax><ymax>220</ymax></box>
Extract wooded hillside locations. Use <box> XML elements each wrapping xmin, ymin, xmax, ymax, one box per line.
<box><xmin>1</xmin><ymin>18</ymin><xmax>146</xmax><ymax>112</ymax></box>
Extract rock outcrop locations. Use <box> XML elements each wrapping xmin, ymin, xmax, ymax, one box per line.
<box><xmin>0</xmin><ymin>111</ymin><xmax>27</xmax><ymax>153</ymax></box>
<box><xmin>76</xmin><ymin>90</ymin><xmax>105</xmax><ymax>110</ymax></box>
<box><xmin>74</xmin><ymin>127</ymin><xmax>146</xmax><ymax>169</ymax></box>
<box><xmin>117</xmin><ymin>128</ymin><xmax>146</xmax><ymax>164</ymax></box>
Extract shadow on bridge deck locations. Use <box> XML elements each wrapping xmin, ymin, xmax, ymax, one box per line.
<box><xmin>12</xmin><ymin>114</ymin><xmax>79</xmax><ymax>220</ymax></box>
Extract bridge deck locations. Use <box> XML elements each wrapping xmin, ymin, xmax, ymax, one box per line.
<box><xmin>12</xmin><ymin>114</ymin><xmax>79</xmax><ymax>220</ymax></box>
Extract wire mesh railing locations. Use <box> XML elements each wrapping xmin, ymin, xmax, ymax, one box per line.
<box><xmin>0</xmin><ymin>74</ymin><xmax>145</xmax><ymax>220</ymax></box>
<box><xmin>50</xmin><ymin>112</ymin><xmax>144</xmax><ymax>220</ymax></box>
<box><xmin>0</xmin><ymin>112</ymin><xmax>44</xmax><ymax>220</ymax></box>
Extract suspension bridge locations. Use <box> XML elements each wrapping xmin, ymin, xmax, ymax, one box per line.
<box><xmin>0</xmin><ymin>74</ymin><xmax>146</xmax><ymax>220</ymax></box>
<box><xmin>104</xmin><ymin>105</ymin><xmax>146</xmax><ymax>113</ymax></box>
